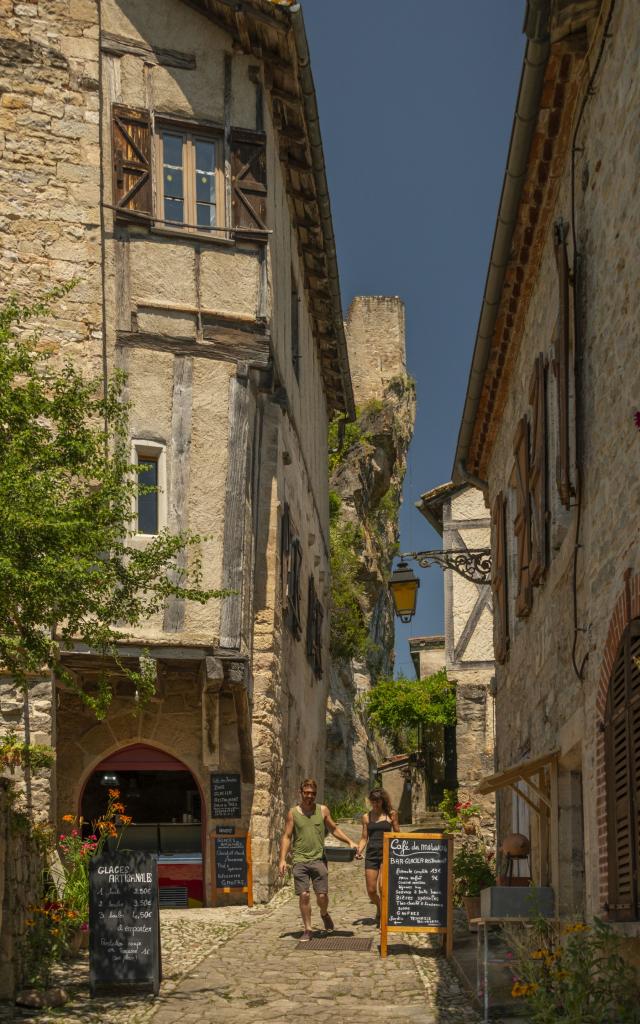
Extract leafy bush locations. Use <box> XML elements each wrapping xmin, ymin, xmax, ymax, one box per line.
<box><xmin>325</xmin><ymin>790</ymin><xmax>367</xmax><ymax>820</ymax></box>
<box><xmin>360</xmin><ymin>670</ymin><xmax>456</xmax><ymax>743</ymax></box>
<box><xmin>508</xmin><ymin>916</ymin><xmax>640</xmax><ymax>1023</ymax></box>
<box><xmin>453</xmin><ymin>845</ymin><xmax>495</xmax><ymax>901</ymax></box>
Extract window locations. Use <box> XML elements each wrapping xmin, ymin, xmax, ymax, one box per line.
<box><xmin>137</xmin><ymin>456</ymin><xmax>158</xmax><ymax>534</ymax></box>
<box><xmin>291</xmin><ymin>273</ymin><xmax>300</xmax><ymax>380</ymax></box>
<box><xmin>132</xmin><ymin>441</ymin><xmax>166</xmax><ymax>537</ymax></box>
<box><xmin>306</xmin><ymin>575</ymin><xmax>323</xmax><ymax>678</ymax></box>
<box><xmin>280</xmin><ymin>503</ymin><xmax>302</xmax><ymax>639</ymax></box>
<box><xmin>605</xmin><ymin>619</ymin><xmax>640</xmax><ymax>921</ymax></box>
<box><xmin>111</xmin><ymin>104</ymin><xmax>268</xmax><ymax>236</ymax></box>
<box><xmin>157</xmin><ymin>129</ymin><xmax>223</xmax><ymax>232</ymax></box>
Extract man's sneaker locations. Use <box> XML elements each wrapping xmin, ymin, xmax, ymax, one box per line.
<box><xmin>321</xmin><ymin>913</ymin><xmax>334</xmax><ymax>931</ymax></box>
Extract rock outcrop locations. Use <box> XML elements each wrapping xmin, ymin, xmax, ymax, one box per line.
<box><xmin>325</xmin><ymin>298</ymin><xmax>415</xmax><ymax>796</ymax></box>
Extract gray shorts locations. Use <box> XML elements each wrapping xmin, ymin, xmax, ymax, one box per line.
<box><xmin>292</xmin><ymin>859</ymin><xmax>329</xmax><ymax>895</ymax></box>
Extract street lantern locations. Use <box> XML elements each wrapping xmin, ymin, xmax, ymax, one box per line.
<box><xmin>388</xmin><ymin>560</ymin><xmax>420</xmax><ymax>623</ymax></box>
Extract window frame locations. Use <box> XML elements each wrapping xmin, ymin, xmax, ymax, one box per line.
<box><xmin>131</xmin><ymin>440</ymin><xmax>167</xmax><ymax>540</ymax></box>
<box><xmin>155</xmin><ymin>123</ymin><xmax>225</xmax><ymax>236</ymax></box>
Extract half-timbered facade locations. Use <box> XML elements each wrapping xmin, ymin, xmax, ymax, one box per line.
<box><xmin>0</xmin><ymin>0</ymin><xmax>354</xmax><ymax>903</ymax></box>
<box><xmin>454</xmin><ymin>0</ymin><xmax>640</xmax><ymax>924</ymax></box>
<box><xmin>417</xmin><ymin>483</ymin><xmax>495</xmax><ymax>820</ymax></box>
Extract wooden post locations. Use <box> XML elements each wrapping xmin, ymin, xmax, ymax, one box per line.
<box><xmin>446</xmin><ymin>834</ymin><xmax>453</xmax><ymax>958</ymax></box>
<box><xmin>549</xmin><ymin>759</ymin><xmax>560</xmax><ymax>915</ymax></box>
<box><xmin>380</xmin><ymin>837</ymin><xmax>389</xmax><ymax>958</ymax></box>
<box><xmin>246</xmin><ymin>832</ymin><xmax>254</xmax><ymax>908</ymax></box>
<box><xmin>209</xmin><ymin>833</ymin><xmax>217</xmax><ymax>906</ymax></box>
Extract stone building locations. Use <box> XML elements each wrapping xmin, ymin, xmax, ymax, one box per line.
<box><xmin>0</xmin><ymin>0</ymin><xmax>355</xmax><ymax>904</ymax></box>
<box><xmin>453</xmin><ymin>0</ymin><xmax>640</xmax><ymax>925</ymax></box>
<box><xmin>416</xmin><ymin>483</ymin><xmax>495</xmax><ymax>819</ymax></box>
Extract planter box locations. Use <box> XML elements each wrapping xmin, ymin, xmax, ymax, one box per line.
<box><xmin>480</xmin><ymin>885</ymin><xmax>555</xmax><ymax>918</ymax></box>
<box><xmin>324</xmin><ymin>845</ymin><xmax>356</xmax><ymax>862</ymax></box>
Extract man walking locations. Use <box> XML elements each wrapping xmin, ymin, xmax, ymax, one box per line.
<box><xmin>279</xmin><ymin>778</ymin><xmax>357</xmax><ymax>941</ymax></box>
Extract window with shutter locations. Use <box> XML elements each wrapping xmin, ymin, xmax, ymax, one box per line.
<box><xmin>306</xmin><ymin>575</ymin><xmax>323</xmax><ymax>677</ymax></box>
<box><xmin>111</xmin><ymin>105</ymin><xmax>152</xmax><ymax>220</ymax></box>
<box><xmin>287</xmin><ymin>538</ymin><xmax>303</xmax><ymax>640</ymax></box>
<box><xmin>230</xmin><ymin>127</ymin><xmax>267</xmax><ymax>233</ymax></box>
<box><xmin>280</xmin><ymin>503</ymin><xmax>291</xmax><ymax>613</ymax></box>
<box><xmin>491</xmin><ymin>492</ymin><xmax>509</xmax><ymax>664</ymax></box>
<box><xmin>510</xmin><ymin>416</ymin><xmax>533</xmax><ymax>618</ymax></box>
<box><xmin>605</xmin><ymin>618</ymin><xmax>640</xmax><ymax>921</ymax></box>
<box><xmin>529</xmin><ymin>354</ymin><xmax>548</xmax><ymax>584</ymax></box>
<box><xmin>552</xmin><ymin>220</ymin><xmax>574</xmax><ymax>509</ymax></box>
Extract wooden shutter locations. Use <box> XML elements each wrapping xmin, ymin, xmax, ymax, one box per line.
<box><xmin>491</xmin><ymin>492</ymin><xmax>509</xmax><ymax>664</ymax></box>
<box><xmin>529</xmin><ymin>354</ymin><xmax>548</xmax><ymax>584</ymax></box>
<box><xmin>230</xmin><ymin>127</ymin><xmax>267</xmax><ymax>232</ymax></box>
<box><xmin>306</xmin><ymin>575</ymin><xmax>316</xmax><ymax>662</ymax></box>
<box><xmin>314</xmin><ymin>599</ymin><xmax>324</xmax><ymax>678</ymax></box>
<box><xmin>510</xmin><ymin>417</ymin><xmax>533</xmax><ymax>618</ymax></box>
<box><xmin>552</xmin><ymin>220</ymin><xmax>573</xmax><ymax>508</ymax></box>
<box><xmin>287</xmin><ymin>537</ymin><xmax>302</xmax><ymax>639</ymax></box>
<box><xmin>111</xmin><ymin>105</ymin><xmax>152</xmax><ymax>220</ymax></box>
<box><xmin>606</xmin><ymin>619</ymin><xmax>640</xmax><ymax>921</ymax></box>
<box><xmin>280</xmin><ymin>503</ymin><xmax>291</xmax><ymax>613</ymax></box>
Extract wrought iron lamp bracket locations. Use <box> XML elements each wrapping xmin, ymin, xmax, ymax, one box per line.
<box><xmin>399</xmin><ymin>548</ymin><xmax>492</xmax><ymax>585</ymax></box>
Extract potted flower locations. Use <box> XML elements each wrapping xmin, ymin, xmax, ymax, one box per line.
<box><xmin>453</xmin><ymin>845</ymin><xmax>496</xmax><ymax>927</ymax></box>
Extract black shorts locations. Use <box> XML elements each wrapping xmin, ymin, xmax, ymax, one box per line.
<box><xmin>365</xmin><ymin>850</ymin><xmax>383</xmax><ymax>871</ymax></box>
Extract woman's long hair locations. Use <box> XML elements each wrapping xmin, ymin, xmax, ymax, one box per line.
<box><xmin>369</xmin><ymin>788</ymin><xmax>393</xmax><ymax>816</ymax></box>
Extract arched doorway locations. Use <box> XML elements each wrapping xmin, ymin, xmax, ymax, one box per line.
<box><xmin>81</xmin><ymin>744</ymin><xmax>205</xmax><ymax>908</ymax></box>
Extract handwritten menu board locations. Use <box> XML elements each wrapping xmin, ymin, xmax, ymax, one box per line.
<box><xmin>380</xmin><ymin>833</ymin><xmax>453</xmax><ymax>958</ymax></box>
<box><xmin>210</xmin><ymin>831</ymin><xmax>253</xmax><ymax>907</ymax></box>
<box><xmin>210</xmin><ymin>772</ymin><xmax>241</xmax><ymax>818</ymax></box>
<box><xmin>89</xmin><ymin>852</ymin><xmax>160</xmax><ymax>995</ymax></box>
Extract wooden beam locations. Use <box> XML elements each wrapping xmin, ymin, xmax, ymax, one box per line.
<box><xmin>525</xmin><ymin>774</ymin><xmax>551</xmax><ymax>809</ymax></box>
<box><xmin>100</xmin><ymin>31</ymin><xmax>196</xmax><ymax>69</ymax></box>
<box><xmin>220</xmin><ymin>373</ymin><xmax>251</xmax><ymax>649</ymax></box>
<box><xmin>117</xmin><ymin>330</ymin><xmax>270</xmax><ymax>365</ymax></box>
<box><xmin>476</xmin><ymin>749</ymin><xmax>559</xmax><ymax>795</ymax></box>
<box><xmin>270</xmin><ymin>85</ymin><xmax>300</xmax><ymax>107</ymax></box>
<box><xmin>213</xmin><ymin>0</ymin><xmax>288</xmax><ymax>33</ymax></box>
<box><xmin>179</xmin><ymin>0</ymin><xmax>239</xmax><ymax>43</ymax></box>
<box><xmin>508</xmin><ymin>781</ymin><xmax>543</xmax><ymax>817</ymax></box>
<box><xmin>278</xmin><ymin>123</ymin><xmax>306</xmax><ymax>143</ymax></box>
<box><xmin>234</xmin><ymin>8</ymin><xmax>252</xmax><ymax>52</ymax></box>
<box><xmin>549</xmin><ymin>759</ymin><xmax>560</xmax><ymax>913</ymax></box>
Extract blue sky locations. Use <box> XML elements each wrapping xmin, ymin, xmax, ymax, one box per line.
<box><xmin>303</xmin><ymin>1</ymin><xmax>525</xmax><ymax>676</ymax></box>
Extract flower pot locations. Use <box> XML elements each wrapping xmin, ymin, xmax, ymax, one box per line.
<box><xmin>462</xmin><ymin>895</ymin><xmax>481</xmax><ymax>931</ymax></box>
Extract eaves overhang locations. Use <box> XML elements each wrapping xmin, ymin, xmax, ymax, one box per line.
<box><xmin>452</xmin><ymin>1</ymin><xmax>603</xmax><ymax>485</ymax></box>
<box><xmin>180</xmin><ymin>0</ymin><xmax>355</xmax><ymax>419</ymax></box>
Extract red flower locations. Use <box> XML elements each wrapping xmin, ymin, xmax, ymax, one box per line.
<box><xmin>635</xmin><ymin>410</ymin><xmax>640</xmax><ymax>430</ymax></box>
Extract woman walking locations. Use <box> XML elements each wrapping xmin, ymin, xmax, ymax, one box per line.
<box><xmin>355</xmin><ymin>788</ymin><xmax>399</xmax><ymax>924</ymax></box>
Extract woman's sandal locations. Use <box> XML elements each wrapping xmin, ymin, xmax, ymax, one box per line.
<box><xmin>300</xmin><ymin>930</ymin><xmax>313</xmax><ymax>942</ymax></box>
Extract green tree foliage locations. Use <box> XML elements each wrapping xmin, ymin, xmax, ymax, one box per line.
<box><xmin>0</xmin><ymin>289</ymin><xmax>223</xmax><ymax>719</ymax></box>
<box><xmin>329</xmin><ymin>517</ymin><xmax>368</xmax><ymax>662</ymax></box>
<box><xmin>361</xmin><ymin>669</ymin><xmax>456</xmax><ymax>740</ymax></box>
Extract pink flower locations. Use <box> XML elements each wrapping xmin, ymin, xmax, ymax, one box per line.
<box><xmin>635</xmin><ymin>410</ymin><xmax>640</xmax><ymax>430</ymax></box>
<box><xmin>81</xmin><ymin>922</ymin><xmax>89</xmax><ymax>931</ymax></box>
<box><xmin>71</xmin><ymin>829</ymin><xmax>79</xmax><ymax>837</ymax></box>
<box><xmin>59</xmin><ymin>834</ymin><xmax>65</xmax><ymax>841</ymax></box>
<box><xmin>89</xmin><ymin>835</ymin><xmax>97</xmax><ymax>841</ymax></box>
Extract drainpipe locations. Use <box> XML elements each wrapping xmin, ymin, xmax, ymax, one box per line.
<box><xmin>453</xmin><ymin>0</ymin><xmax>551</xmax><ymax>485</ymax></box>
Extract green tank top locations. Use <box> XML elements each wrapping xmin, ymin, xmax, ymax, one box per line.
<box><xmin>292</xmin><ymin>805</ymin><xmax>325</xmax><ymax>864</ymax></box>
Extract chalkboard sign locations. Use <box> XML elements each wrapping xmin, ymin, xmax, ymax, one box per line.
<box><xmin>210</xmin><ymin>772</ymin><xmax>241</xmax><ymax>818</ymax></box>
<box><xmin>209</xmin><ymin>831</ymin><xmax>253</xmax><ymax>906</ymax></box>
<box><xmin>89</xmin><ymin>852</ymin><xmax>161</xmax><ymax>995</ymax></box>
<box><xmin>380</xmin><ymin>832</ymin><xmax>453</xmax><ymax>958</ymax></box>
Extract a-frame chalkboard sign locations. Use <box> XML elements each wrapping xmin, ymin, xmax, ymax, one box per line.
<box><xmin>380</xmin><ymin>832</ymin><xmax>453</xmax><ymax>958</ymax></box>
<box><xmin>89</xmin><ymin>851</ymin><xmax>161</xmax><ymax>995</ymax></box>
<box><xmin>209</xmin><ymin>830</ymin><xmax>253</xmax><ymax>906</ymax></box>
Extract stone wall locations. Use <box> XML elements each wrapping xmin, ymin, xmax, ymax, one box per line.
<box><xmin>325</xmin><ymin>298</ymin><xmax>415</xmax><ymax>798</ymax></box>
<box><xmin>0</xmin><ymin>780</ymin><xmax>47</xmax><ymax>1000</ymax></box>
<box><xmin>481</xmin><ymin>0</ymin><xmax>640</xmax><ymax>921</ymax></box>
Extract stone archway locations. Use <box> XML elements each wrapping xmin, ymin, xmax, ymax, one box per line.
<box><xmin>79</xmin><ymin>742</ymin><xmax>207</xmax><ymax>907</ymax></box>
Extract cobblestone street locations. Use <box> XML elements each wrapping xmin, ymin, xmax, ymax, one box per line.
<box><xmin>3</xmin><ymin>856</ymin><xmax>483</xmax><ymax>1024</ymax></box>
